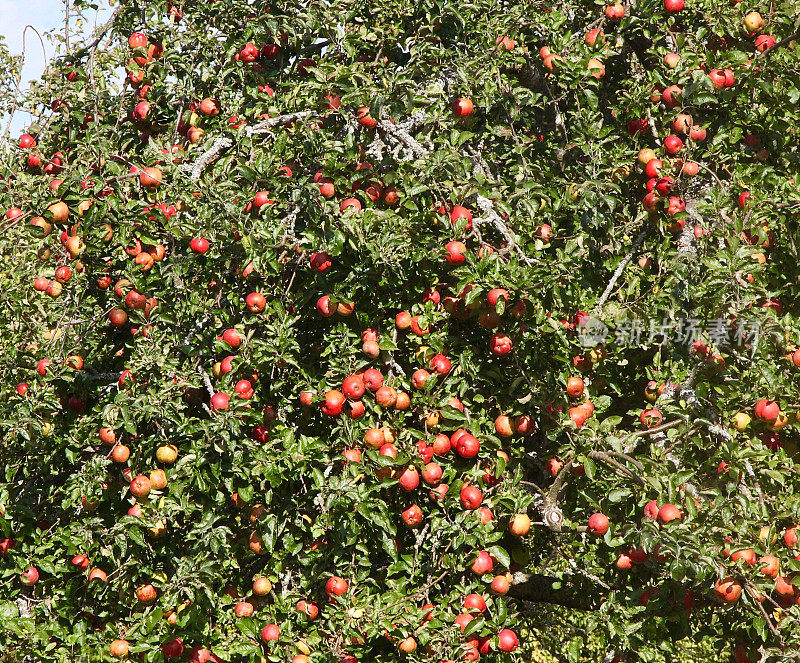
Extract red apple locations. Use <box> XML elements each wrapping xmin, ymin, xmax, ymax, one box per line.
<box><xmin>588</xmin><ymin>512</ymin><xmax>609</xmax><ymax>536</ymax></box>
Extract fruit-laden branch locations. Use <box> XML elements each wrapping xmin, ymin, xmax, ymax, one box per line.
<box><xmin>756</xmin><ymin>18</ymin><xmax>800</xmax><ymax>59</ymax></box>
<box><xmin>181</xmin><ymin>112</ymin><xmax>320</xmax><ymax>181</ymax></box>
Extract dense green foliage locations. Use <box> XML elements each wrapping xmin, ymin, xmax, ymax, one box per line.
<box><xmin>2</xmin><ymin>0</ymin><xmax>800</xmax><ymax>661</ymax></box>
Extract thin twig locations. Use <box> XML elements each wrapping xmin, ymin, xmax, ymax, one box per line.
<box><xmin>73</xmin><ymin>6</ymin><xmax>122</xmax><ymax>55</ymax></box>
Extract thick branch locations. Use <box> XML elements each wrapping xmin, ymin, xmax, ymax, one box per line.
<box><xmin>246</xmin><ymin>111</ymin><xmax>317</xmax><ymax>136</ymax></box>
<box><xmin>588</xmin><ymin>451</ymin><xmax>645</xmax><ymax>486</ymax></box>
<box><xmin>377</xmin><ymin>119</ymin><xmax>428</xmax><ymax>160</ymax></box>
<box><xmin>508</xmin><ymin>572</ymin><xmax>597</xmax><ymax>609</ymax></box>
<box><xmin>181</xmin><ymin>136</ymin><xmax>233</xmax><ymax>181</ymax></box>
<box><xmin>594</xmin><ymin>229</ymin><xmax>648</xmax><ymax>312</ymax></box>
<box><xmin>474</xmin><ymin>195</ymin><xmax>537</xmax><ymax>266</ymax></box>
<box><xmin>547</xmin><ymin>458</ymin><xmax>574</xmax><ymax>505</ymax></box>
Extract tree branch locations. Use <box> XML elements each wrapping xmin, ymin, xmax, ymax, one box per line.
<box><xmin>755</xmin><ymin>21</ymin><xmax>800</xmax><ymax>59</ymax></box>
<box><xmin>73</xmin><ymin>6</ymin><xmax>122</xmax><ymax>56</ymax></box>
<box><xmin>474</xmin><ymin>195</ymin><xmax>537</xmax><ymax>266</ymax></box>
<box><xmin>181</xmin><ymin>136</ymin><xmax>234</xmax><ymax>181</ymax></box>
<box><xmin>508</xmin><ymin>572</ymin><xmax>596</xmax><ymax>609</ymax></box>
<box><xmin>588</xmin><ymin>451</ymin><xmax>645</xmax><ymax>486</ymax></box>
<box><xmin>594</xmin><ymin>229</ymin><xmax>648</xmax><ymax>312</ymax></box>
<box><xmin>246</xmin><ymin>111</ymin><xmax>317</xmax><ymax>136</ymax></box>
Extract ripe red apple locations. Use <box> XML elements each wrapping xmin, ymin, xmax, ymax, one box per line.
<box><xmin>129</xmin><ymin>32</ymin><xmax>148</xmax><ymax>49</ymax></box>
<box><xmin>210</xmin><ymin>392</ymin><xmax>230</xmax><ymax>411</ymax></box>
<box><xmin>162</xmin><ymin>638</ymin><xmax>185</xmax><ymax>659</ymax></box>
<box><xmin>494</xmin><ymin>414</ymin><xmax>515</xmax><ymax>437</ymax></box>
<box><xmin>657</xmin><ymin>503</ymin><xmax>682</xmax><ymax>524</ymax></box>
<box><xmin>451</xmin><ymin>98</ymin><xmax>474</xmax><ymax>118</ymax></box>
<box><xmin>449</xmin><ymin>205</ymin><xmax>473</xmax><ymax>229</ymax></box>
<box><xmin>410</xmin><ymin>315</ymin><xmax>430</xmax><ymax>336</ymax></box>
<box><xmin>445</xmin><ymin>240</ymin><xmax>467</xmax><ymax>264</ymax></box>
<box><xmin>356</xmin><ymin>106</ymin><xmax>377</xmax><ymax>128</ymax></box>
<box><xmin>496</xmin><ymin>35</ymin><xmax>515</xmax><ymax>51</ymax></box>
<box><xmin>662</xmin><ymin>85</ymin><xmax>682</xmax><ymax>107</ymax></box>
<box><xmin>199</xmin><ymin>98</ymin><xmax>220</xmax><ymax>116</ymax></box>
<box><xmin>340</xmin><ymin>198</ymin><xmax>362</xmax><ymax>214</ymax></box>
<box><xmin>321</xmin><ymin>390</ymin><xmax>345</xmax><ymax>416</ymax></box>
<box><xmin>421</xmin><ymin>462</ymin><xmax>443</xmax><ymax>485</ymax></box>
<box><xmin>690</xmin><ymin>125</ymin><xmax>707</xmax><ymax>141</ymax></box>
<box><xmin>139</xmin><ymin>166</ymin><xmax>163</xmax><ymax>188</ymax></box>
<box><xmin>362</xmin><ymin>368</ymin><xmax>383</xmax><ymax>391</ymax></box>
<box><xmin>20</xmin><ymin>566</ymin><xmax>39</xmax><ymax>585</ymax></box>
<box><xmin>238</xmin><ymin>42</ymin><xmax>259</xmax><ymax>62</ymax></box>
<box><xmin>714</xmin><ymin>577</ymin><xmax>742</xmax><ymax>603</ymax></box>
<box><xmin>643</xmin><ymin>500</ymin><xmax>660</xmax><ymax>519</ymax></box>
<box><xmin>398</xmin><ymin>466</ymin><xmax>420</xmax><ymax>491</ymax></box>
<box><xmin>430</xmin><ymin>353</ymin><xmax>451</xmax><ymax>374</ymax></box>
<box><xmin>261</xmin><ymin>624</ymin><xmax>280</xmax><ymax>643</ymax></box>
<box><xmin>464</xmin><ymin>593</ymin><xmax>487</xmax><ymax>613</ymax></box>
<box><xmin>135</xmin><ymin>584</ymin><xmax>158</xmax><ymax>603</ymax></box>
<box><xmin>730</xmin><ymin>548</ymin><xmax>756</xmax><ymax>565</ymax></box>
<box><xmin>588</xmin><ymin>512</ymin><xmax>609</xmax><ymax>536</ymax></box>
<box><xmin>587</xmin><ymin>58</ymin><xmax>605</xmax><ymax>78</ymax></box>
<box><xmin>489</xmin><ymin>333</ymin><xmax>512</xmax><ymax>355</ymax></box>
<box><xmin>566</xmin><ymin>377</ymin><xmax>584</xmax><ymax>397</ymax></box>
<box><xmin>297</xmin><ymin>599</ymin><xmax>319</xmax><ymax>620</ymax></box>
<box><xmin>454</xmin><ymin>432</ymin><xmax>480</xmax><ymax>457</ymax></box>
<box><xmin>755</xmin><ymin>35</ymin><xmax>776</xmax><ymax>52</ymax></box>
<box><xmin>341</xmin><ymin>374</ymin><xmax>365</xmax><ymax>400</ymax></box>
<box><xmin>133</xmin><ymin>100</ymin><xmax>150</xmax><ymax>120</ymax></box>
<box><xmin>491</xmin><ymin>574</ymin><xmax>511</xmax><ymax>594</ymax></box>
<box><xmin>640</xmin><ymin>409</ymin><xmax>662</xmax><ymax>427</ymax></box>
<box><xmin>645</xmin><ymin>158</ymin><xmax>664</xmax><ymax>179</ymax></box>
<box><xmin>471</xmin><ymin>550</ymin><xmax>494</xmax><ymax>575</ymax></box>
<box><xmin>754</xmin><ymin>399</ymin><xmax>779</xmax><ymax>422</ymax></box>
<box><xmin>325</xmin><ymin>576</ymin><xmax>348</xmax><ymax>598</ymax></box>
<box><xmin>220</xmin><ymin>328</ymin><xmax>241</xmax><ymax>348</ymax></box>
<box><xmin>130</xmin><ymin>474</ymin><xmax>151</xmax><ymax>499</ymax></box>
<box><xmin>605</xmin><ymin>3</ymin><xmax>624</xmax><ymax>20</ymax></box>
<box><xmin>663</xmin><ymin>135</ymin><xmax>683</xmax><ymax>154</ymax></box>
<box><xmin>497</xmin><ymin>629</ymin><xmax>519</xmax><ymax>653</ymax></box>
<box><xmin>758</xmin><ymin>555</ymin><xmax>780</xmax><ymax>578</ymax></box>
<box><xmin>664</xmin><ymin>0</ymin><xmax>684</xmax><ymax>11</ymax></box>
<box><xmin>190</xmin><ymin>237</ymin><xmax>210</xmax><ymax>254</ymax></box>
<box><xmin>402</xmin><ymin>504</ymin><xmax>423</xmax><ymax>527</ymax></box>
<box><xmin>460</xmin><ymin>484</ymin><xmax>483</xmax><ymax>510</ymax></box>
<box><xmin>585</xmin><ymin>28</ymin><xmax>603</xmax><ymax>46</ymax></box>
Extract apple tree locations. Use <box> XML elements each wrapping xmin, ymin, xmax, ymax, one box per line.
<box><xmin>2</xmin><ymin>0</ymin><xmax>800</xmax><ymax>661</ymax></box>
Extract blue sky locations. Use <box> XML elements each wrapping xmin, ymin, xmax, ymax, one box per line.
<box><xmin>0</xmin><ymin>0</ymin><xmax>112</xmax><ymax>135</ymax></box>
